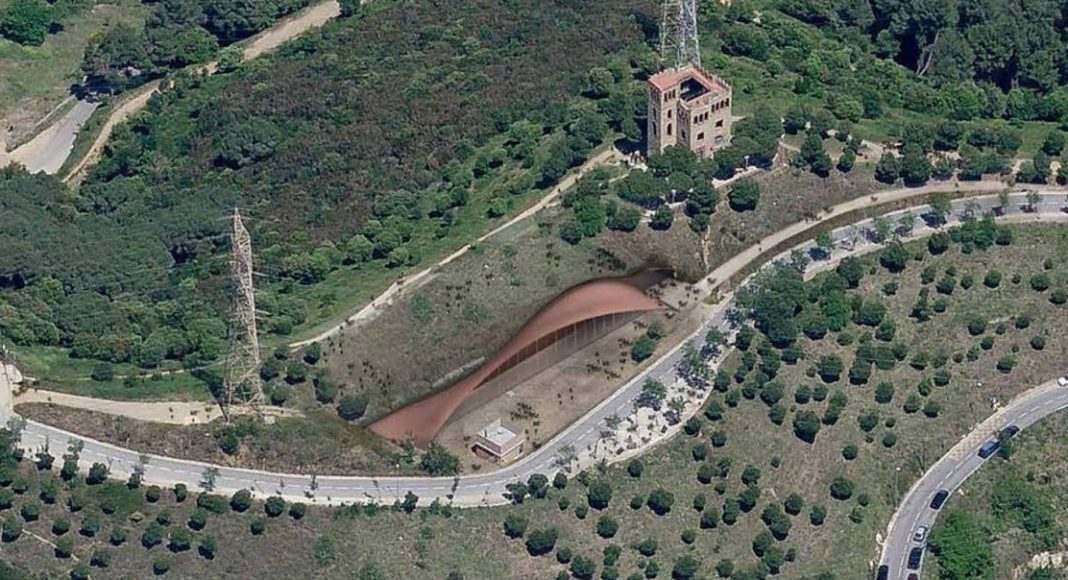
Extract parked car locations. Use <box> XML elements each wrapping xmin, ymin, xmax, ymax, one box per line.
<box><xmin>913</xmin><ymin>525</ymin><xmax>928</xmax><ymax>543</ymax></box>
<box><xmin>930</xmin><ymin>489</ymin><xmax>950</xmax><ymax>509</ymax></box>
<box><xmin>907</xmin><ymin>547</ymin><xmax>923</xmax><ymax>570</ymax></box>
<box><xmin>1058</xmin><ymin>375</ymin><xmax>1068</xmax><ymax>387</ymax></box>
<box><xmin>999</xmin><ymin>425</ymin><xmax>1020</xmax><ymax>439</ymax></box>
<box><xmin>876</xmin><ymin>565</ymin><xmax>889</xmax><ymax>580</ymax></box>
<box><xmin>978</xmin><ymin>440</ymin><xmax>1001</xmax><ymax>458</ymax></box>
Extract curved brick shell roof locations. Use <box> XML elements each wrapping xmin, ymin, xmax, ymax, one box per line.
<box><xmin>368</xmin><ymin>277</ymin><xmax>664</xmax><ymax>446</ymax></box>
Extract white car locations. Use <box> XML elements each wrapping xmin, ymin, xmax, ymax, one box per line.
<box><xmin>913</xmin><ymin>525</ymin><xmax>929</xmax><ymax>543</ymax></box>
<box><xmin>1059</xmin><ymin>376</ymin><xmax>1068</xmax><ymax>387</ymax></box>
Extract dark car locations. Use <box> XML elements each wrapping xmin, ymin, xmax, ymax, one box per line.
<box><xmin>876</xmin><ymin>565</ymin><xmax>888</xmax><ymax>580</ymax></box>
<box><xmin>908</xmin><ymin>574</ymin><xmax>919</xmax><ymax>580</ymax></box>
<box><xmin>930</xmin><ymin>489</ymin><xmax>949</xmax><ymax>509</ymax></box>
<box><xmin>999</xmin><ymin>425</ymin><xmax>1020</xmax><ymax>438</ymax></box>
<box><xmin>907</xmin><ymin>547</ymin><xmax>923</xmax><ymax>570</ymax></box>
<box><xmin>978</xmin><ymin>440</ymin><xmax>1001</xmax><ymax>458</ymax></box>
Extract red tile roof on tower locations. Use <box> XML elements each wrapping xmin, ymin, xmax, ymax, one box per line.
<box><xmin>648</xmin><ymin>65</ymin><xmax>730</xmax><ymax>96</ymax></box>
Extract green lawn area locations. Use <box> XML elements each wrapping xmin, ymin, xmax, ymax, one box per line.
<box><xmin>0</xmin><ymin>0</ymin><xmax>148</xmax><ymax>144</ymax></box>
<box><xmin>15</xmin><ymin>345</ymin><xmax>211</xmax><ymax>401</ymax></box>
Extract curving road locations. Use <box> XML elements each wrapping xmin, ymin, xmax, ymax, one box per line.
<box><xmin>3</xmin><ymin>191</ymin><xmax>1067</xmax><ymax>510</ymax></box>
<box><xmin>878</xmin><ymin>378</ymin><xmax>1068</xmax><ymax>579</ymax></box>
<box><xmin>3</xmin><ymin>100</ymin><xmax>98</xmax><ymax>175</ymax></box>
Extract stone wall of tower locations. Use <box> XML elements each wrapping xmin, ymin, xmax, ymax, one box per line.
<box><xmin>647</xmin><ymin>84</ymin><xmax>679</xmax><ymax>156</ymax></box>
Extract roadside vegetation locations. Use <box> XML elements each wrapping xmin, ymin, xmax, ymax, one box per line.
<box><xmin>7</xmin><ymin>221</ymin><xmax>1068</xmax><ymax>578</ymax></box>
<box><xmin>929</xmin><ymin>412</ymin><xmax>1068</xmax><ymax>579</ymax></box>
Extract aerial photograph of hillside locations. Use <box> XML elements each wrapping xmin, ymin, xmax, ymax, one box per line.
<box><xmin>3</xmin><ymin>0</ymin><xmax>1068</xmax><ymax>578</ymax></box>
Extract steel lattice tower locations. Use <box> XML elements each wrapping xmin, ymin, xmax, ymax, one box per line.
<box><xmin>222</xmin><ymin>208</ymin><xmax>265</xmax><ymax>421</ymax></box>
<box><xmin>660</xmin><ymin>0</ymin><xmax>701</xmax><ymax>70</ymax></box>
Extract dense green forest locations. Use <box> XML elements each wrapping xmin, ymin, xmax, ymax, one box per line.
<box><xmin>710</xmin><ymin>0</ymin><xmax>1068</xmax><ymax>124</ymax></box>
<box><xmin>78</xmin><ymin>0</ymin><xmax>316</xmax><ymax>92</ymax></box>
<box><xmin>5</xmin><ymin>0</ymin><xmax>1068</xmax><ymax>383</ymax></box>
<box><xmin>1</xmin><ymin>0</ymin><xmax>657</xmax><ymax>374</ymax></box>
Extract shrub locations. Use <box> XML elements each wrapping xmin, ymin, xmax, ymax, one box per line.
<box><xmin>168</xmin><ymin>529</ymin><xmax>192</xmax><ymax>553</ymax></box>
<box><xmin>198</xmin><ymin>535</ymin><xmax>217</xmax><ymax>560</ymax></box>
<box><xmin>596</xmin><ymin>515</ymin><xmax>618</xmax><ymax>538</ymax></box>
<box><xmin>230</xmin><ymin>490</ymin><xmax>252</xmax><ymax>512</ymax></box>
<box><xmin>924</xmin><ymin>401</ymin><xmax>942</xmax><ymax>417</ymax></box>
<box><xmin>829</xmin><ymin>477</ymin><xmax>854</xmax><ymax>500</ymax></box>
<box><xmin>691</xmin><ymin>443</ymin><xmax>709</xmax><ymax>462</ymax></box>
<box><xmin>249</xmin><ymin>517</ymin><xmax>266</xmax><ymax>535</ymax></box>
<box><xmin>265</xmin><ymin>496</ymin><xmax>286</xmax><ymax>517</ymax></box>
<box><xmin>555</xmin><ymin>546</ymin><xmax>573</xmax><ymax>564</ymax></box>
<box><xmin>729</xmin><ymin>179</ymin><xmax>760</xmax><ymax>211</ymax></box>
<box><xmin>187</xmin><ymin>508</ymin><xmax>207</xmax><ymax>531</ymax></box>
<box><xmin>142</xmin><ymin>522</ymin><xmax>164</xmax><ymax>548</ymax></box>
<box><xmin>809</xmin><ymin>504</ymin><xmax>827</xmax><ymax>526</ymax></box>
<box><xmin>672</xmin><ymin>555</ymin><xmax>699</xmax><ymax>579</ymax></box>
<box><xmin>153</xmin><ymin>557</ymin><xmax>171</xmax><ymax>575</ymax></box>
<box><xmin>197</xmin><ymin>494</ymin><xmax>227</xmax><ymax>514</ymax></box>
<box><xmin>20</xmin><ymin>503</ymin><xmax>39</xmax><ymax>522</ymax></box>
<box><xmin>525</xmin><ymin>528</ymin><xmax>558</xmax><ymax>556</ymax></box>
<box><xmin>842</xmin><ymin>444</ymin><xmax>858</xmax><ymax>460</ymax></box>
<box><xmin>637</xmin><ymin>538</ymin><xmax>658</xmax><ymax>557</ymax></box>
<box><xmin>646</xmin><ymin>488</ymin><xmax>675</xmax><ymax>516</ymax></box>
<box><xmin>337</xmin><ymin>394</ymin><xmax>369</xmax><ymax>420</ymax></box>
<box><xmin>503</xmin><ymin>513</ymin><xmax>528</xmax><ymax>539</ymax></box>
<box><xmin>627</xmin><ymin>459</ymin><xmax>644</xmax><ymax>478</ymax></box>
<box><xmin>984</xmin><ymin>270</ymin><xmax>1002</xmax><ymax>288</ymax></box>
<box><xmin>875</xmin><ymin>382</ymin><xmax>895</xmax><ymax>404</ymax></box>
<box><xmin>55</xmin><ymin>536</ymin><xmax>73</xmax><ymax>558</ymax></box>
<box><xmin>86</xmin><ymin>463</ymin><xmax>108</xmax><ymax>485</ymax></box>
<box><xmin>90</xmin><ymin>548</ymin><xmax>111</xmax><ymax>568</ymax></box>
<box><xmin>588</xmin><ymin>481</ymin><xmax>613</xmax><ymax>510</ymax></box>
<box><xmin>80</xmin><ymin>512</ymin><xmax>101</xmax><ymax>537</ymax></box>
<box><xmin>700</xmin><ymin>506</ymin><xmax>720</xmax><ymax>529</ymax></box>
<box><xmin>1031</xmin><ymin>273</ymin><xmax>1051</xmax><ymax>292</ymax></box>
<box><xmin>784</xmin><ymin>494</ymin><xmax>804</xmax><ymax>515</ymax></box>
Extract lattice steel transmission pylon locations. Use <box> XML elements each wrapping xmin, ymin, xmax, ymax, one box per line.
<box><xmin>660</xmin><ymin>0</ymin><xmax>701</xmax><ymax>70</ymax></box>
<box><xmin>221</xmin><ymin>208</ymin><xmax>265</xmax><ymax>422</ymax></box>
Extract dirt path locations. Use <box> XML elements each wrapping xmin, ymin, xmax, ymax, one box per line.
<box><xmin>11</xmin><ymin>387</ymin><xmax>298</xmax><ymax>425</ymax></box>
<box><xmin>288</xmin><ymin>146</ymin><xmax>626</xmax><ymax>348</ymax></box>
<box><xmin>60</xmin><ymin>0</ymin><xmax>342</xmax><ymax>184</ymax></box>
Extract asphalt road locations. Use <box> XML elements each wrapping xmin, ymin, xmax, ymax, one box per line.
<box><xmin>878</xmin><ymin>378</ymin><xmax>1068</xmax><ymax>579</ymax></box>
<box><xmin>4</xmin><ymin>100</ymin><xmax>98</xmax><ymax>175</ymax></box>
<box><xmin>3</xmin><ymin>191</ymin><xmax>1067</xmax><ymax>511</ymax></box>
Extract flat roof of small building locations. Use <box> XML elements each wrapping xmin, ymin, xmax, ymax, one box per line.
<box><xmin>478</xmin><ymin>419</ymin><xmax>522</xmax><ymax>448</ymax></box>
<box><xmin>648</xmin><ymin>65</ymin><xmax>729</xmax><ymax>97</ymax></box>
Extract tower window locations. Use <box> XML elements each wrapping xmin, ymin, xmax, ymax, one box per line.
<box><xmin>667</xmin><ymin>123</ymin><xmax>673</xmax><ymax>136</ymax></box>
